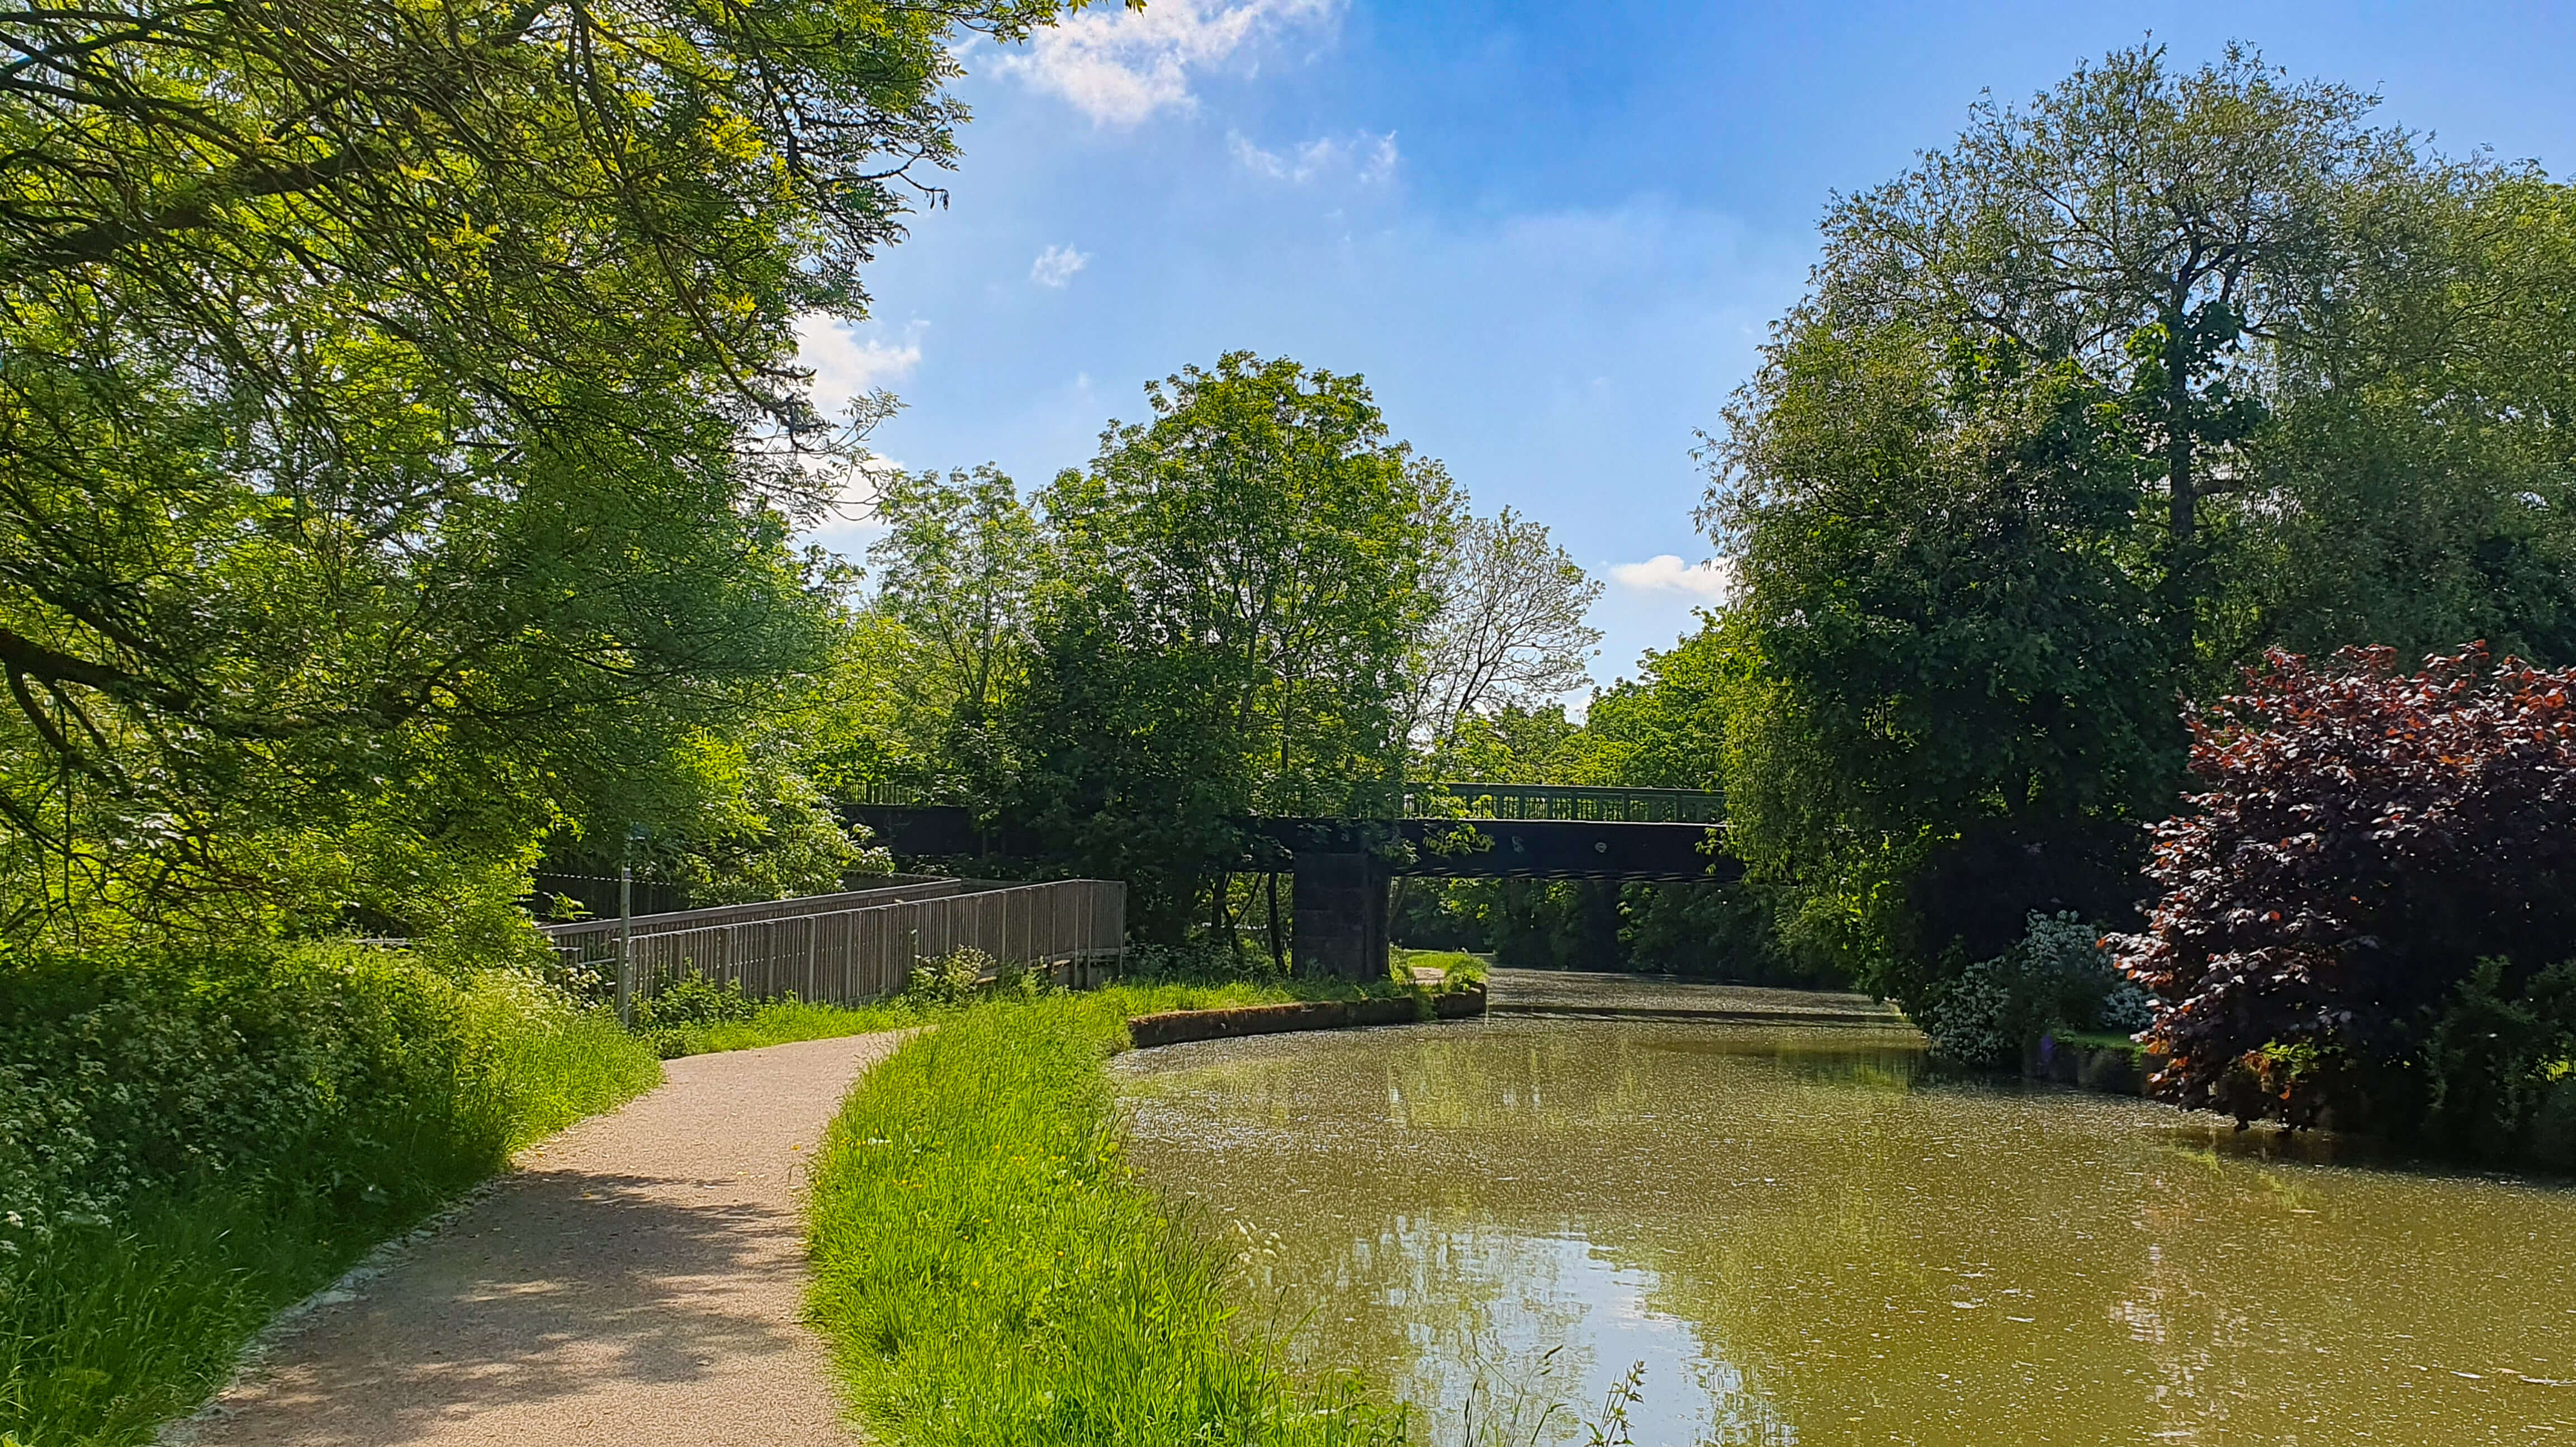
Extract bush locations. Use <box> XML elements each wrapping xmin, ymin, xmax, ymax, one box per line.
<box><xmin>2113</xmin><ymin>644</ymin><xmax>2576</xmax><ymax>1136</ymax></box>
<box><xmin>0</xmin><ymin>945</ymin><xmax>484</xmax><ymax>1254</ymax></box>
<box><xmin>1912</xmin><ymin>912</ymin><xmax>2143</xmax><ymax>1067</ymax></box>
<box><xmin>899</xmin><ymin>947</ymin><xmax>997</xmax><ymax>1009</ymax></box>
<box><xmin>1117</xmin><ymin>938</ymin><xmax>1277</xmax><ymax>985</ymax></box>
<box><xmin>628</xmin><ymin>970</ymin><xmax>761</xmax><ymax>1057</ymax></box>
<box><xmin>2422</xmin><ymin>959</ymin><xmax>2576</xmax><ymax>1166</ymax></box>
<box><xmin>0</xmin><ymin>943</ymin><xmax>659</xmax><ymax>1444</ymax></box>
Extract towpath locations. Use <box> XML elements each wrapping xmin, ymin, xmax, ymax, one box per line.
<box><xmin>174</xmin><ymin>1032</ymin><xmax>903</xmax><ymax>1447</ymax></box>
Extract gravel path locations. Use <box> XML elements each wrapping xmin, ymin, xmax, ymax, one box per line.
<box><xmin>175</xmin><ymin>1032</ymin><xmax>907</xmax><ymax>1447</ymax></box>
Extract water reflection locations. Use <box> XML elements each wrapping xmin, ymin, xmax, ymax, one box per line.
<box><xmin>1116</xmin><ymin>1010</ymin><xmax>2576</xmax><ymax>1446</ymax></box>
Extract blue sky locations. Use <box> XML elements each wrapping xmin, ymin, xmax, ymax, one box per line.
<box><xmin>801</xmin><ymin>0</ymin><xmax>2576</xmax><ymax>691</ymax></box>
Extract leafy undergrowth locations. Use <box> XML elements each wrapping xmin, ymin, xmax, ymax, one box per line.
<box><xmin>805</xmin><ymin>994</ymin><xmax>1406</xmax><ymax>1447</ymax></box>
<box><xmin>0</xmin><ymin>948</ymin><xmax>660</xmax><ymax>1446</ymax></box>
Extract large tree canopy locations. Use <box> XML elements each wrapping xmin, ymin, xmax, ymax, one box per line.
<box><xmin>1011</xmin><ymin>353</ymin><xmax>1453</xmax><ymax>938</ymax></box>
<box><xmin>1702</xmin><ymin>43</ymin><xmax>2576</xmax><ymax>1002</ymax></box>
<box><xmin>1810</xmin><ymin>42</ymin><xmax>2409</xmax><ymax>662</ymax></box>
<box><xmin>0</xmin><ymin>0</ymin><xmax>1063</xmax><ymax>934</ymax></box>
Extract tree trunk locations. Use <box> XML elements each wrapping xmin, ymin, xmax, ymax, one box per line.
<box><xmin>1266</xmin><ymin>870</ymin><xmax>1284</xmax><ymax>970</ymax></box>
<box><xmin>2162</xmin><ymin>306</ymin><xmax>2199</xmax><ymax>668</ymax></box>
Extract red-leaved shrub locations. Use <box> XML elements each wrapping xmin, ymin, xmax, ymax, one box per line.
<box><xmin>2113</xmin><ymin>644</ymin><xmax>2576</xmax><ymax>1129</ymax></box>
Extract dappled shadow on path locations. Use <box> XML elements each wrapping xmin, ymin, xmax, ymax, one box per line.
<box><xmin>181</xmin><ymin>1031</ymin><xmax>899</xmax><ymax>1447</ymax></box>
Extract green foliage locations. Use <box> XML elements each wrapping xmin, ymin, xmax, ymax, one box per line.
<box><xmin>805</xmin><ymin>995</ymin><xmax>1403</xmax><ymax>1447</ymax></box>
<box><xmin>0</xmin><ymin>0</ymin><xmax>1059</xmax><ymax>937</ymax></box>
<box><xmin>2246</xmin><ymin>172</ymin><xmax>2576</xmax><ymax>664</ymax></box>
<box><xmin>1805</xmin><ymin>42</ymin><xmax>2410</xmax><ymax>663</ymax></box>
<box><xmin>626</xmin><ymin>970</ymin><xmax>763</xmax><ymax>1057</ymax></box>
<box><xmin>1418</xmin><ymin>705</ymin><xmax>1586</xmax><ymax>786</ymax></box>
<box><xmin>1398</xmin><ymin>877</ymin><xmax>1819</xmax><ymax>986</ymax></box>
<box><xmin>863</xmin><ymin>466</ymin><xmax>1042</xmax><ymax>807</ymax></box>
<box><xmin>899</xmin><ymin>947</ymin><xmax>1001</xmax><ymax>1010</ymax></box>
<box><xmin>2422</xmin><ymin>960</ymin><xmax>2576</xmax><ymax>1168</ymax></box>
<box><xmin>1011</xmin><ymin>353</ymin><xmax>1455</xmax><ymax>940</ymax></box>
<box><xmin>1570</xmin><ymin>622</ymin><xmax>1733</xmax><ymax>790</ymax></box>
<box><xmin>1697</xmin><ymin>46</ymin><xmax>2576</xmax><ymax>1030</ymax></box>
<box><xmin>1707</xmin><ymin>327</ymin><xmax>2179</xmax><ymax>999</ymax></box>
<box><xmin>0</xmin><ymin>945</ymin><xmax>658</xmax><ymax>1444</ymax></box>
<box><xmin>2113</xmin><ymin>646</ymin><xmax>2576</xmax><ymax>1142</ymax></box>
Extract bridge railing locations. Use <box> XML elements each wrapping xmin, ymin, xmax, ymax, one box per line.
<box><xmin>541</xmin><ymin>876</ymin><xmax>1126</xmax><ymax>1006</ymax></box>
<box><xmin>853</xmin><ymin>781</ymin><xmax>943</xmax><ymax>808</ymax></box>
<box><xmin>1375</xmin><ymin>781</ymin><xmax>1726</xmax><ymax>824</ymax></box>
<box><xmin>845</xmin><ymin>778</ymin><xmax>1725</xmax><ymax>826</ymax></box>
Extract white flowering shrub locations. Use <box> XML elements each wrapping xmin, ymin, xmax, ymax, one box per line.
<box><xmin>0</xmin><ymin>943</ymin><xmax>491</xmax><ymax>1255</ymax></box>
<box><xmin>1915</xmin><ymin>912</ymin><xmax>2153</xmax><ymax>1066</ymax></box>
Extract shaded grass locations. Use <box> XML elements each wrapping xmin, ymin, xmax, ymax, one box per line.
<box><xmin>0</xmin><ymin>962</ymin><xmax>660</xmax><ymax>1447</ymax></box>
<box><xmin>805</xmin><ymin>993</ymin><xmax>1406</xmax><ymax>1447</ymax></box>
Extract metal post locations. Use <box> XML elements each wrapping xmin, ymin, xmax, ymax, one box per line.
<box><xmin>617</xmin><ymin>853</ymin><xmax>634</xmax><ymax>1027</ymax></box>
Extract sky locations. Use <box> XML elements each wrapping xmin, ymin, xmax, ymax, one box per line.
<box><xmin>799</xmin><ymin>0</ymin><xmax>2576</xmax><ymax>692</ymax></box>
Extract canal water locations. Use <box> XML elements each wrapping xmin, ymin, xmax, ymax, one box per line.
<box><xmin>1112</xmin><ymin>971</ymin><xmax>2576</xmax><ymax>1445</ymax></box>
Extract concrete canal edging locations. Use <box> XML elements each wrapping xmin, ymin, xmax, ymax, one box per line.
<box><xmin>1126</xmin><ymin>985</ymin><xmax>1486</xmax><ymax>1049</ymax></box>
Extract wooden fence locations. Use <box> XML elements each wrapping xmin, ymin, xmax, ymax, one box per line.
<box><xmin>539</xmin><ymin>876</ymin><xmax>1125</xmax><ymax>1006</ymax></box>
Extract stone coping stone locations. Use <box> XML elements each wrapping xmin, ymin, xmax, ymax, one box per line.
<box><xmin>1127</xmin><ymin>985</ymin><xmax>1485</xmax><ymax>1049</ymax></box>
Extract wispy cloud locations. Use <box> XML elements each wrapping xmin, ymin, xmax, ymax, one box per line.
<box><xmin>998</xmin><ymin>0</ymin><xmax>1339</xmax><ymax>127</ymax></box>
<box><xmin>1228</xmin><ymin>129</ymin><xmax>1397</xmax><ymax>184</ymax></box>
<box><xmin>794</xmin><ymin>315</ymin><xmax>923</xmax><ymax>419</ymax></box>
<box><xmin>1029</xmin><ymin>243</ymin><xmax>1090</xmax><ymax>288</ymax></box>
<box><xmin>1609</xmin><ymin>554</ymin><xmax>1734</xmax><ymax>601</ymax></box>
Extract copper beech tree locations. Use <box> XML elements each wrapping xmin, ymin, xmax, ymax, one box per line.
<box><xmin>2114</xmin><ymin>645</ymin><xmax>2576</xmax><ymax>1128</ymax></box>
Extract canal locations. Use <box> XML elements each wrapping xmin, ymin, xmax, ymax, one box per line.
<box><xmin>1114</xmin><ymin>970</ymin><xmax>2576</xmax><ymax>1445</ymax></box>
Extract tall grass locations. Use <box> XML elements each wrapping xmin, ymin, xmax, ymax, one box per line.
<box><xmin>806</xmin><ymin>993</ymin><xmax>1407</xmax><ymax>1447</ymax></box>
<box><xmin>0</xmin><ymin>951</ymin><xmax>660</xmax><ymax>1446</ymax></box>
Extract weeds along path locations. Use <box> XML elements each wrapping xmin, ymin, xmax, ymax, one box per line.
<box><xmin>172</xmin><ymin>1032</ymin><xmax>907</xmax><ymax>1447</ymax></box>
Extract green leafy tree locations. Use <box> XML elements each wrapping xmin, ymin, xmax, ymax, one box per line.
<box><xmin>1707</xmin><ymin>322</ymin><xmax>2179</xmax><ymax>998</ymax></box>
<box><xmin>1701</xmin><ymin>44</ymin><xmax>2576</xmax><ymax>1006</ymax></box>
<box><xmin>1572</xmin><ymin>618</ymin><xmax>1733</xmax><ymax>790</ymax></box>
<box><xmin>1012</xmin><ymin>354</ymin><xmax>1453</xmax><ymax>939</ymax></box>
<box><xmin>2244</xmin><ymin>171</ymin><xmax>2576</xmax><ymax>663</ymax></box>
<box><xmin>1812</xmin><ymin>42</ymin><xmax>2409</xmax><ymax>665</ymax></box>
<box><xmin>864</xmin><ymin>464</ymin><xmax>1042</xmax><ymax>806</ymax></box>
<box><xmin>0</xmin><ymin>0</ymin><xmax>1065</xmax><ymax>936</ymax></box>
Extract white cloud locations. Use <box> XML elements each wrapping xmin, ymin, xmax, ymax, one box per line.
<box><xmin>1228</xmin><ymin>129</ymin><xmax>1398</xmax><ymax>184</ymax></box>
<box><xmin>794</xmin><ymin>314</ymin><xmax>923</xmax><ymax>419</ymax></box>
<box><xmin>1029</xmin><ymin>243</ymin><xmax>1090</xmax><ymax>288</ymax></box>
<box><xmin>998</xmin><ymin>0</ymin><xmax>1339</xmax><ymax>127</ymax></box>
<box><xmin>1609</xmin><ymin>554</ymin><xmax>1735</xmax><ymax>601</ymax></box>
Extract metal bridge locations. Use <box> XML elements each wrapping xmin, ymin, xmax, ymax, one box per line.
<box><xmin>847</xmin><ymin>781</ymin><xmax>1736</xmax><ymax>981</ymax></box>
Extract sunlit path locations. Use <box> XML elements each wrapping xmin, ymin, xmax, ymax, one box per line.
<box><xmin>174</xmin><ymin>1035</ymin><xmax>907</xmax><ymax>1447</ymax></box>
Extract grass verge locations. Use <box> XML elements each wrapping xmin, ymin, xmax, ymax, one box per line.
<box><xmin>1391</xmin><ymin>948</ymin><xmax>1489</xmax><ymax>987</ymax></box>
<box><xmin>643</xmin><ymin>964</ymin><xmax>1428</xmax><ymax>1059</ymax></box>
<box><xmin>0</xmin><ymin>951</ymin><xmax>660</xmax><ymax>1446</ymax></box>
<box><xmin>806</xmin><ymin>991</ymin><xmax>1405</xmax><ymax>1447</ymax></box>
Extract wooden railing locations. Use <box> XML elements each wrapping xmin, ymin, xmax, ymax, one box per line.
<box><xmin>542</xmin><ymin>877</ymin><xmax>1125</xmax><ymax>1006</ymax></box>
<box><xmin>536</xmin><ymin>874</ymin><xmax>962</xmax><ymax>945</ymax></box>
